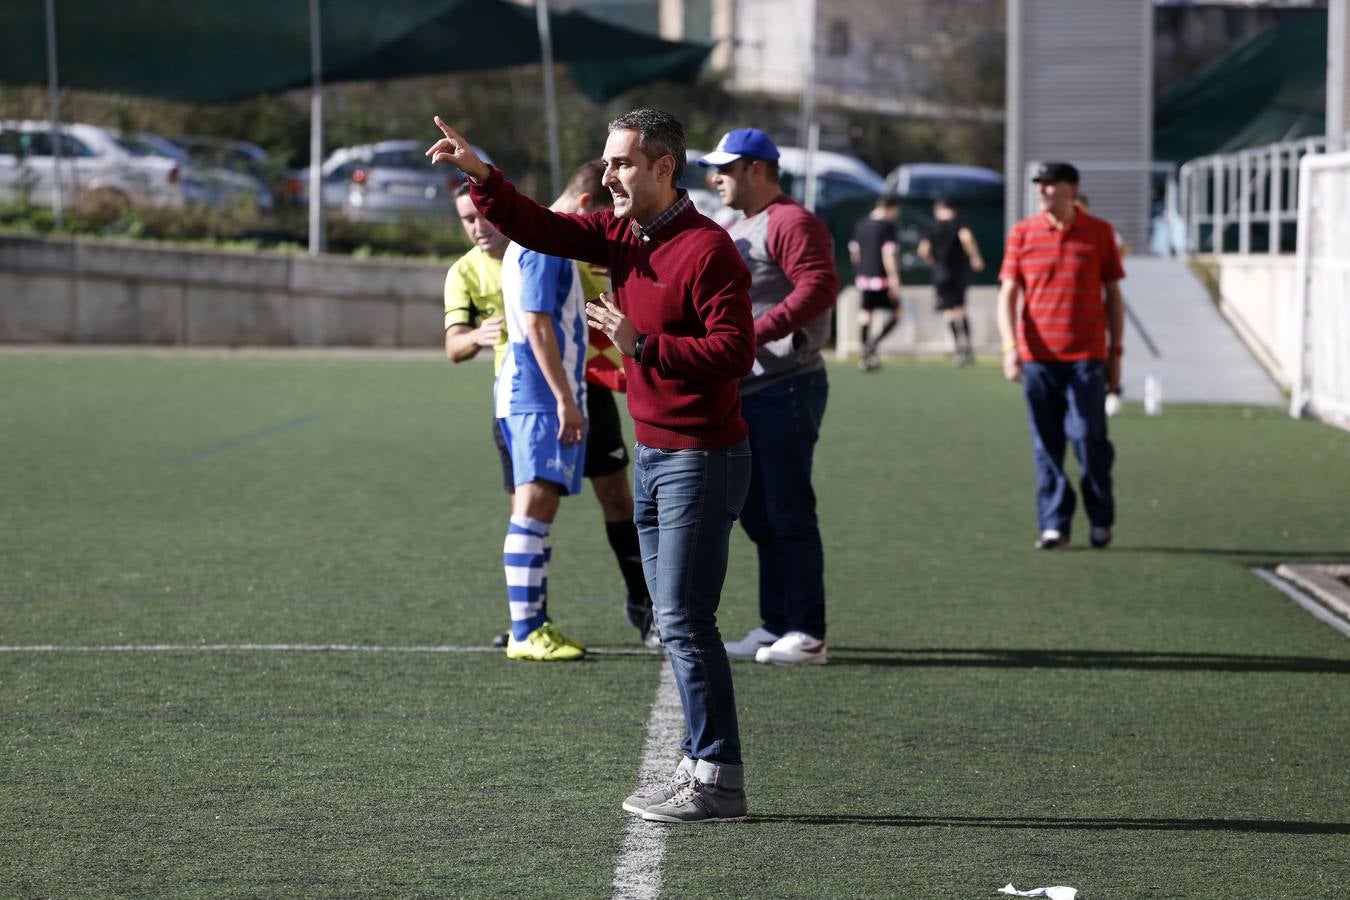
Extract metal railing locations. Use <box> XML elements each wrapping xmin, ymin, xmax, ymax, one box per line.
<box><xmin>1178</xmin><ymin>136</ymin><xmax>1344</xmax><ymax>256</ymax></box>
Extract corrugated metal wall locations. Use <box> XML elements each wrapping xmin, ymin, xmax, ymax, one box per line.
<box><xmin>1006</xmin><ymin>0</ymin><xmax>1153</xmax><ymax>251</ymax></box>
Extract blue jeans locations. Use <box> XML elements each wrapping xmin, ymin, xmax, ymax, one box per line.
<box><xmin>1021</xmin><ymin>360</ymin><xmax>1116</xmax><ymax>532</ymax></box>
<box><xmin>634</xmin><ymin>439</ymin><xmax>752</xmax><ymax>767</ymax></box>
<box><xmin>739</xmin><ymin>369</ymin><xmax>829</xmax><ymax>639</ymax></box>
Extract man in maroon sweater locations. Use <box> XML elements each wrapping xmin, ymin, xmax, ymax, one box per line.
<box><xmin>427</xmin><ymin>109</ymin><xmax>757</xmax><ymax>824</ymax></box>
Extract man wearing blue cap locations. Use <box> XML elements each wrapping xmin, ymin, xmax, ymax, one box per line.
<box><xmin>699</xmin><ymin>128</ymin><xmax>840</xmax><ymax>666</ymax></box>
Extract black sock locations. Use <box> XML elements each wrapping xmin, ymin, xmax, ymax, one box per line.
<box><xmin>605</xmin><ymin>519</ymin><xmax>649</xmax><ymax>603</ymax></box>
<box><xmin>860</xmin><ymin>322</ymin><xmax>871</xmax><ymax>351</ymax></box>
<box><xmin>957</xmin><ymin>316</ymin><xmax>971</xmax><ymax>351</ymax></box>
<box><xmin>948</xmin><ymin>320</ymin><xmax>962</xmax><ymax>349</ymax></box>
<box><xmin>874</xmin><ymin>315</ymin><xmax>899</xmax><ymax>345</ymax></box>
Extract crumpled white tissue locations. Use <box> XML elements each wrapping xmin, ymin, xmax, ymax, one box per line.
<box><xmin>998</xmin><ymin>885</ymin><xmax>1077</xmax><ymax>900</ymax></box>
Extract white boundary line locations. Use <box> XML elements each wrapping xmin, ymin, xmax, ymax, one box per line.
<box><xmin>0</xmin><ymin>643</ymin><xmax>661</xmax><ymax>656</ymax></box>
<box><xmin>1253</xmin><ymin>568</ymin><xmax>1350</xmax><ymax>638</ymax></box>
<box><xmin>611</xmin><ymin>656</ymin><xmax>682</xmax><ymax>900</ymax></box>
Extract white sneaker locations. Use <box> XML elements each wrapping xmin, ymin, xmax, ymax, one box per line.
<box><xmin>724</xmin><ymin>626</ymin><xmax>780</xmax><ymax>660</ymax></box>
<box><xmin>754</xmin><ymin>631</ymin><xmax>827</xmax><ymax>666</ymax></box>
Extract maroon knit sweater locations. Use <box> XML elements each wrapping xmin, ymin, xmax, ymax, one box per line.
<box><xmin>471</xmin><ymin>167</ymin><xmax>755</xmax><ymax>449</ymax></box>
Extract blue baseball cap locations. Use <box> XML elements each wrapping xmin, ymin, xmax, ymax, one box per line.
<box><xmin>698</xmin><ymin>128</ymin><xmax>780</xmax><ymax>167</ymax></box>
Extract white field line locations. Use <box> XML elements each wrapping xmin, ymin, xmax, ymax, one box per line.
<box><xmin>0</xmin><ymin>643</ymin><xmax>660</xmax><ymax>656</ymax></box>
<box><xmin>611</xmin><ymin>656</ymin><xmax>682</xmax><ymax>900</ymax></box>
<box><xmin>1253</xmin><ymin>568</ymin><xmax>1350</xmax><ymax>638</ymax></box>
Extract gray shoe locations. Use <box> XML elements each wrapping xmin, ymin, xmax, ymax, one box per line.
<box><xmin>640</xmin><ymin>779</ymin><xmax>748</xmax><ymax>824</ymax></box>
<box><xmin>622</xmin><ymin>758</ymin><xmax>695</xmax><ymax>815</ymax></box>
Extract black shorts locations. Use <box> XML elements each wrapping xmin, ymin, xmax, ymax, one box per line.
<box><xmin>861</xmin><ymin>289</ymin><xmax>898</xmax><ymax>311</ymax></box>
<box><xmin>583</xmin><ymin>387</ymin><xmax>629</xmax><ymax>479</ymax></box>
<box><xmin>934</xmin><ymin>282</ymin><xmax>968</xmax><ymax>311</ymax></box>
<box><xmin>491</xmin><ymin>387</ymin><xmax>630</xmax><ymax>493</ymax></box>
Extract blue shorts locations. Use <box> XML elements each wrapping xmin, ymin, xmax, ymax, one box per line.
<box><xmin>499</xmin><ymin>413</ymin><xmax>586</xmax><ymax>496</ymax></box>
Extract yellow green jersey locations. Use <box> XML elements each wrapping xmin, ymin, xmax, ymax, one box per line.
<box><xmin>444</xmin><ymin>246</ymin><xmax>508</xmax><ymax>373</ymax></box>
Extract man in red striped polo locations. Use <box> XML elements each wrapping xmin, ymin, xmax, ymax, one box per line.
<box><xmin>996</xmin><ymin>161</ymin><xmax>1125</xmax><ymax>550</ymax></box>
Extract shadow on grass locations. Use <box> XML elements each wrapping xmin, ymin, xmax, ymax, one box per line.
<box><xmin>1105</xmin><ymin>546</ymin><xmax>1350</xmax><ymax>562</ymax></box>
<box><xmin>748</xmin><ymin>813</ymin><xmax>1350</xmax><ymax>835</ymax></box>
<box><xmin>829</xmin><ymin>647</ymin><xmax>1350</xmax><ymax>674</ymax></box>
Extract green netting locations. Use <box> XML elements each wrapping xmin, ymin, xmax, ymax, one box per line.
<box><xmin>1154</xmin><ymin>12</ymin><xmax>1327</xmax><ymax>163</ymax></box>
<box><xmin>0</xmin><ymin>0</ymin><xmax>712</xmax><ymax>103</ymax></box>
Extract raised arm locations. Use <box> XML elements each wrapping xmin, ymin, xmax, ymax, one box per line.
<box><xmin>426</xmin><ymin>117</ymin><xmax>609</xmax><ymax>266</ymax></box>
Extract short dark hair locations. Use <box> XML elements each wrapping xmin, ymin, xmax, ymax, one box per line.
<box><xmin>878</xmin><ymin>193</ymin><xmax>902</xmax><ymax>208</ymax></box>
<box><xmin>562</xmin><ymin>159</ymin><xmax>609</xmax><ymax>207</ymax></box>
<box><xmin>934</xmin><ymin>196</ymin><xmax>954</xmax><ymax>210</ymax></box>
<box><xmin>454</xmin><ymin>182</ymin><xmax>473</xmax><ymax>199</ymax></box>
<box><xmin>608</xmin><ymin>108</ymin><xmax>686</xmax><ymax>182</ymax></box>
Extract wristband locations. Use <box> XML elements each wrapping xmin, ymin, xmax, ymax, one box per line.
<box><xmin>632</xmin><ymin>333</ymin><xmax>648</xmax><ymax>363</ymax></box>
<box><xmin>1001</xmin><ymin>340</ymin><xmax>1017</xmax><ymax>353</ymax></box>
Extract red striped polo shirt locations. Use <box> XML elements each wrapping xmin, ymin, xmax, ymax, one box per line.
<box><xmin>998</xmin><ymin>210</ymin><xmax>1125</xmax><ymax>362</ymax></box>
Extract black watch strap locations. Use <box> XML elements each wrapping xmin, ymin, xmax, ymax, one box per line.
<box><xmin>632</xmin><ymin>333</ymin><xmax>648</xmax><ymax>363</ymax></box>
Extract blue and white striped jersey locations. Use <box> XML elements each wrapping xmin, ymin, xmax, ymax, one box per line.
<box><xmin>495</xmin><ymin>243</ymin><xmax>589</xmax><ymax>418</ymax></box>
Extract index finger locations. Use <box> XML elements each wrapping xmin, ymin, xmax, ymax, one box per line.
<box><xmin>598</xmin><ymin>292</ymin><xmax>620</xmax><ymax>313</ymax></box>
<box><xmin>433</xmin><ymin>115</ymin><xmax>460</xmax><ymax>141</ymax></box>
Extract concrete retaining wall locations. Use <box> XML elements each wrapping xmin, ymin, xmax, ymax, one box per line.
<box><xmin>1206</xmin><ymin>253</ymin><xmax>1300</xmax><ymax>390</ymax></box>
<box><xmin>0</xmin><ymin>235</ymin><xmax>447</xmax><ymax>348</ymax></box>
<box><xmin>834</xmin><ymin>285</ymin><xmax>1001</xmax><ymax>360</ymax></box>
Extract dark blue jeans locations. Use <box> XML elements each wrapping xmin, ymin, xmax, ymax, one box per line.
<box><xmin>739</xmin><ymin>369</ymin><xmax>829</xmax><ymax>639</ymax></box>
<box><xmin>633</xmin><ymin>438</ymin><xmax>752</xmax><ymax>767</ymax></box>
<box><xmin>1021</xmin><ymin>360</ymin><xmax>1116</xmax><ymax>533</ymax></box>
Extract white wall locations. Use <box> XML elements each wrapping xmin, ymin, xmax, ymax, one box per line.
<box><xmin>1207</xmin><ymin>253</ymin><xmax>1300</xmax><ymax>390</ymax></box>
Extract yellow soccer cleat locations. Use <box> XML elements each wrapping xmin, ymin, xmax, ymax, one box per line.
<box><xmin>505</xmin><ymin>622</ymin><xmax>586</xmax><ymax>661</ymax></box>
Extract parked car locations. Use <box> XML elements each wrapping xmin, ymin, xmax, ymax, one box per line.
<box><xmin>776</xmin><ymin>147</ymin><xmax>888</xmax><ymax>225</ymax></box>
<box><xmin>114</xmin><ymin>133</ymin><xmax>272</xmax><ymax>213</ymax></box>
<box><xmin>883</xmin><ymin>162</ymin><xmax>1003</xmax><ymax>201</ymax></box>
<box><xmin>0</xmin><ymin>120</ymin><xmax>183</xmax><ymax>210</ymax></box>
<box><xmin>296</xmin><ymin>139</ymin><xmax>495</xmax><ymax>223</ymax></box>
<box><xmin>683</xmin><ymin>145</ymin><xmax>887</xmax><ymax>230</ymax></box>
<box><xmin>169</xmin><ymin>136</ymin><xmax>283</xmax><ymax>210</ymax></box>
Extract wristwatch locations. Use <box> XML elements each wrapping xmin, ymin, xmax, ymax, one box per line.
<box><xmin>632</xmin><ymin>333</ymin><xmax>648</xmax><ymax>362</ymax></box>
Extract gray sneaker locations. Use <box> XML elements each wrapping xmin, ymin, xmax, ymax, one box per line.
<box><xmin>641</xmin><ymin>779</ymin><xmax>748</xmax><ymax>824</ymax></box>
<box><xmin>621</xmin><ymin>759</ymin><xmax>695</xmax><ymax>815</ymax></box>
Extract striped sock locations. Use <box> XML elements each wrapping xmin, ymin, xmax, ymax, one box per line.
<box><xmin>504</xmin><ymin>515</ymin><xmax>550</xmax><ymax>640</ymax></box>
<box><xmin>539</xmin><ymin>532</ymin><xmax>553</xmax><ymax>620</ymax></box>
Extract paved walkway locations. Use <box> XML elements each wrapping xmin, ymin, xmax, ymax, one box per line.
<box><xmin>1119</xmin><ymin>256</ymin><xmax>1284</xmax><ymax>406</ymax></box>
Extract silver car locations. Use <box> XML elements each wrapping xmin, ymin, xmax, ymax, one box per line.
<box><xmin>299</xmin><ymin>139</ymin><xmax>495</xmax><ymax>223</ymax></box>
<box><xmin>0</xmin><ymin>120</ymin><xmax>184</xmax><ymax>210</ymax></box>
<box><xmin>117</xmin><ymin>134</ymin><xmax>273</xmax><ymax>214</ymax></box>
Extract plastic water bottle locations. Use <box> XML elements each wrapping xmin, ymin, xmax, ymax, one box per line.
<box><xmin>1144</xmin><ymin>374</ymin><xmax>1162</xmax><ymax>416</ymax></box>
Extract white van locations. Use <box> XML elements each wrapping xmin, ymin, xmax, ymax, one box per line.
<box><xmin>0</xmin><ymin>121</ymin><xmax>184</xmax><ymax>210</ymax></box>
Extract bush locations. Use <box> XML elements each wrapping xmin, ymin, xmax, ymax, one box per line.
<box><xmin>0</xmin><ymin>200</ymin><xmax>470</xmax><ymax>263</ymax></box>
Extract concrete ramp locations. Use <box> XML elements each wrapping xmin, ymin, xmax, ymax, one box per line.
<box><xmin>1120</xmin><ymin>257</ymin><xmax>1283</xmax><ymax>406</ymax></box>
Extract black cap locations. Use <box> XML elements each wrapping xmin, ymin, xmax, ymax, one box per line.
<box><xmin>1031</xmin><ymin>161</ymin><xmax>1079</xmax><ymax>184</ymax></box>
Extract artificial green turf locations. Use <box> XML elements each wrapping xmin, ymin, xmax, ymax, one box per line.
<box><xmin>2</xmin><ymin>350</ymin><xmax>1348</xmax><ymax>898</ymax></box>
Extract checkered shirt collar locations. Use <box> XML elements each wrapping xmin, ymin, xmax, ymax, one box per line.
<box><xmin>629</xmin><ymin>189</ymin><xmax>691</xmax><ymax>243</ymax></box>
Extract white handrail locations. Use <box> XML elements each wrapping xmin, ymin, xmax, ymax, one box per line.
<box><xmin>1178</xmin><ymin>134</ymin><xmax>1348</xmax><ymax>256</ymax></box>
